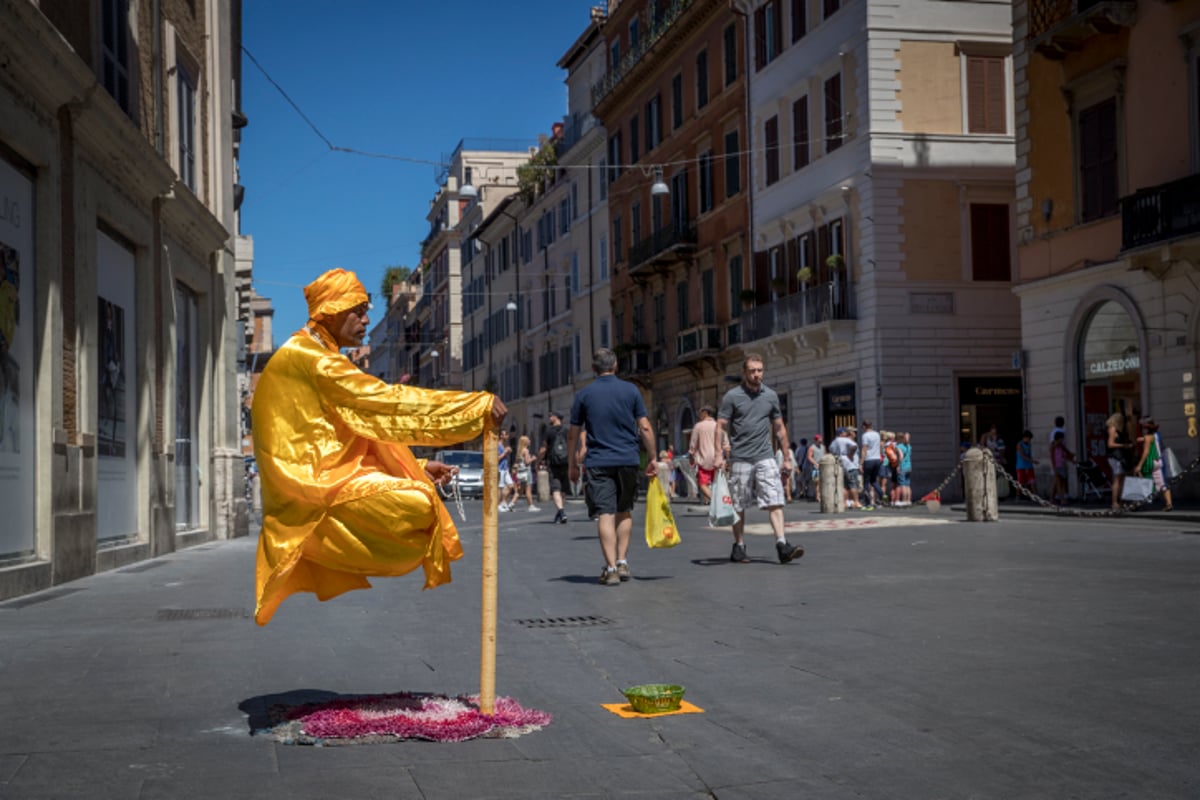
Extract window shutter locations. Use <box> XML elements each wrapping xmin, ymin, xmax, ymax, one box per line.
<box><xmin>793</xmin><ymin>96</ymin><xmax>809</xmax><ymax>169</ymax></box>
<box><xmin>765</xmin><ymin>116</ymin><xmax>780</xmax><ymax>185</ymax></box>
<box><xmin>986</xmin><ymin>58</ymin><xmax>1006</xmax><ymax>133</ymax></box>
<box><xmin>967</xmin><ymin>56</ymin><xmax>1006</xmax><ymax>134</ymax></box>
<box><xmin>970</xmin><ymin>204</ymin><xmax>1011</xmax><ymax>281</ymax></box>
<box><xmin>792</xmin><ymin>0</ymin><xmax>806</xmax><ymax>40</ymax></box>
<box><xmin>754</xmin><ymin>6</ymin><xmax>767</xmax><ymax>70</ymax></box>
<box><xmin>773</xmin><ymin>1</ymin><xmax>784</xmax><ymax>58</ymax></box>
<box><xmin>967</xmin><ymin>57</ymin><xmax>987</xmax><ymax>133</ymax></box>
<box><xmin>824</xmin><ymin>74</ymin><xmax>843</xmax><ymax>152</ymax></box>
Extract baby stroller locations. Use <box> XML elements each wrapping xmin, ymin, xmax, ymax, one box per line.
<box><xmin>1077</xmin><ymin>457</ymin><xmax>1112</xmax><ymax>502</ymax></box>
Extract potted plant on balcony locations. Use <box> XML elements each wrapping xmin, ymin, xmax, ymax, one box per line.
<box><xmin>739</xmin><ymin>288</ymin><xmax>757</xmax><ymax>309</ymax></box>
<box><xmin>770</xmin><ymin>277</ymin><xmax>787</xmax><ymax>295</ymax></box>
<box><xmin>795</xmin><ymin>266</ymin><xmax>814</xmax><ymax>285</ymax></box>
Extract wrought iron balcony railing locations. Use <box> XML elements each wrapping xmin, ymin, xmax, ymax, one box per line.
<box><xmin>1121</xmin><ymin>172</ymin><xmax>1200</xmax><ymax>252</ymax></box>
<box><xmin>591</xmin><ymin>0</ymin><xmax>694</xmax><ymax>107</ymax></box>
<box><xmin>675</xmin><ymin>324</ymin><xmax>722</xmax><ymax>361</ymax></box>
<box><xmin>1027</xmin><ymin>0</ymin><xmax>1135</xmax><ymax>54</ymax></box>
<box><xmin>627</xmin><ymin>221</ymin><xmax>698</xmax><ymax>274</ymax></box>
<box><xmin>738</xmin><ymin>280</ymin><xmax>856</xmax><ymax>343</ymax></box>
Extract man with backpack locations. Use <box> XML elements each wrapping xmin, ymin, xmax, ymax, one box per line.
<box><xmin>539</xmin><ymin>411</ymin><xmax>571</xmax><ymax>524</ymax></box>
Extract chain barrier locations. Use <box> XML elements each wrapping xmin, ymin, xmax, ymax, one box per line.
<box><xmin>913</xmin><ymin>459</ymin><xmax>965</xmax><ymax>507</ymax></box>
<box><xmin>982</xmin><ymin>449</ymin><xmax>1200</xmax><ymax>518</ymax></box>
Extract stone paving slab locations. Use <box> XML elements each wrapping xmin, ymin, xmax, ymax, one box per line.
<box><xmin>0</xmin><ymin>502</ymin><xmax>1198</xmax><ymax>798</ymax></box>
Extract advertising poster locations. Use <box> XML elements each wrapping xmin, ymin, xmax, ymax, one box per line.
<box><xmin>96</xmin><ymin>231</ymin><xmax>137</xmax><ymax>541</ymax></box>
<box><xmin>0</xmin><ymin>157</ymin><xmax>35</xmax><ymax>558</ymax></box>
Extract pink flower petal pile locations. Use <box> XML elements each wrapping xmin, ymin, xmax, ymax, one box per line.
<box><xmin>270</xmin><ymin>692</ymin><xmax>552</xmax><ymax>744</ymax></box>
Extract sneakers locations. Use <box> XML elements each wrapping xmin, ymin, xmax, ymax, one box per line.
<box><xmin>776</xmin><ymin>540</ymin><xmax>805</xmax><ymax>564</ymax></box>
<box><xmin>555</xmin><ymin>510</ymin><xmax>568</xmax><ymax>524</ymax></box>
<box><xmin>730</xmin><ymin>542</ymin><xmax>750</xmax><ymax>563</ymax></box>
<box><xmin>527</xmin><ymin>505</ymin><xmax>541</xmax><ymax>512</ymax></box>
<box><xmin>616</xmin><ymin>562</ymin><xmax>631</xmax><ymax>582</ymax></box>
<box><xmin>498</xmin><ymin>503</ymin><xmax>511</xmax><ymax>513</ymax></box>
<box><xmin>599</xmin><ymin>566</ymin><xmax>620</xmax><ymax>586</ymax></box>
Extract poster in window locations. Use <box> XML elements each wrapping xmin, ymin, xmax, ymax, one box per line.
<box><xmin>98</xmin><ymin>296</ymin><xmax>127</xmax><ymax>457</ymax></box>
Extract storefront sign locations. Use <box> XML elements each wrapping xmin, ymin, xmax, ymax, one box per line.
<box><xmin>909</xmin><ymin>292</ymin><xmax>954</xmax><ymax>314</ymax></box>
<box><xmin>1087</xmin><ymin>355</ymin><xmax>1140</xmax><ymax>377</ymax></box>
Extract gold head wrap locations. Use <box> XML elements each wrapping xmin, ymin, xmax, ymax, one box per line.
<box><xmin>304</xmin><ymin>268</ymin><xmax>369</xmax><ymax>320</ymax></box>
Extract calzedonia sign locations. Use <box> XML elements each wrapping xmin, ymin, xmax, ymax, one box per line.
<box><xmin>1088</xmin><ymin>355</ymin><xmax>1140</xmax><ymax>377</ymax></box>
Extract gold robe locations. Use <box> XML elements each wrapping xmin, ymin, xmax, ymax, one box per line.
<box><xmin>251</xmin><ymin>323</ymin><xmax>494</xmax><ymax>625</ymax></box>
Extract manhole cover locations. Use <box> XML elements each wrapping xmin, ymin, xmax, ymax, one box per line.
<box><xmin>156</xmin><ymin>608</ymin><xmax>250</xmax><ymax>621</ymax></box>
<box><xmin>514</xmin><ymin>615</ymin><xmax>612</xmax><ymax>629</ymax></box>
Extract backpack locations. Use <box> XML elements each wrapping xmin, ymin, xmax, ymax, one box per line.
<box><xmin>548</xmin><ymin>427</ymin><xmax>569</xmax><ymax>466</ymax></box>
<box><xmin>885</xmin><ymin>442</ymin><xmax>900</xmax><ymax>469</ymax></box>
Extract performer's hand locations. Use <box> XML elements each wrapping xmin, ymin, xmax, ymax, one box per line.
<box><xmin>644</xmin><ymin>459</ymin><xmax>658</xmax><ymax>478</ymax></box>
<box><xmin>425</xmin><ymin>461</ymin><xmax>458</xmax><ymax>485</ymax></box>
<box><xmin>490</xmin><ymin>397</ymin><xmax>508</xmax><ymax>427</ymax></box>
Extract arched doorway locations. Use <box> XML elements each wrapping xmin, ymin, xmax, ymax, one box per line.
<box><xmin>1078</xmin><ymin>300</ymin><xmax>1142</xmax><ymax>470</ymax></box>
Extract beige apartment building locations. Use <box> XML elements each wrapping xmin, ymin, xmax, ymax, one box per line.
<box><xmin>1012</xmin><ymin>0</ymin><xmax>1200</xmax><ymax>497</ymax></box>
<box><xmin>0</xmin><ymin>0</ymin><xmax>250</xmax><ymax>601</ymax></box>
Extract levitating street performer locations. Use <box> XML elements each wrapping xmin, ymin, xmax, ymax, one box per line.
<box><xmin>251</xmin><ymin>268</ymin><xmax>507</xmax><ymax>625</ymax></box>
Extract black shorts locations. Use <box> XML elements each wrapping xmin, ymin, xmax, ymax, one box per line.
<box><xmin>585</xmin><ymin>466</ymin><xmax>640</xmax><ymax>516</ymax></box>
<box><xmin>548</xmin><ymin>464</ymin><xmax>569</xmax><ymax>493</ymax></box>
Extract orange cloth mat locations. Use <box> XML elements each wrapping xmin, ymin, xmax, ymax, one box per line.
<box><xmin>601</xmin><ymin>700</ymin><xmax>705</xmax><ymax>718</ymax></box>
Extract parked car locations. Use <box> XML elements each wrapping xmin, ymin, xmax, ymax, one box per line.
<box><xmin>434</xmin><ymin>450</ymin><xmax>485</xmax><ymax>499</ymax></box>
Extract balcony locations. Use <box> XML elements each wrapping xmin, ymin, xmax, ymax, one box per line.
<box><xmin>738</xmin><ymin>281</ymin><xmax>857</xmax><ymax>351</ymax></box>
<box><xmin>627</xmin><ymin>221</ymin><xmax>698</xmax><ymax>276</ymax></box>
<box><xmin>616</xmin><ymin>347</ymin><xmax>651</xmax><ymax>376</ymax></box>
<box><xmin>1121</xmin><ymin>172</ymin><xmax>1200</xmax><ymax>253</ymax></box>
<box><xmin>1027</xmin><ymin>0</ymin><xmax>1135</xmax><ymax>59</ymax></box>
<box><xmin>675</xmin><ymin>324</ymin><xmax>722</xmax><ymax>362</ymax></box>
<box><xmin>591</xmin><ymin>0</ymin><xmax>694</xmax><ymax>108</ymax></box>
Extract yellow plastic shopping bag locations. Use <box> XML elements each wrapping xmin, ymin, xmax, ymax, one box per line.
<box><xmin>645</xmin><ymin>476</ymin><xmax>681</xmax><ymax>548</ymax></box>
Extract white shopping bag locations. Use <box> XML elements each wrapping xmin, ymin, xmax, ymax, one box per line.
<box><xmin>708</xmin><ymin>470</ymin><xmax>739</xmax><ymax>527</ymax></box>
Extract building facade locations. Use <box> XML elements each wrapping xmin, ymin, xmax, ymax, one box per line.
<box><xmin>741</xmin><ymin>0</ymin><xmax>1020</xmax><ymax>486</ymax></box>
<box><xmin>0</xmin><ymin>0</ymin><xmax>249</xmax><ymax>600</ymax></box>
<box><xmin>1012</xmin><ymin>0</ymin><xmax>1200</xmax><ymax>496</ymax></box>
<box><xmin>594</xmin><ymin>0</ymin><xmax>751</xmax><ymax>454</ymax></box>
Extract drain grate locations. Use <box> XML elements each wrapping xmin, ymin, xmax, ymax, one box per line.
<box><xmin>514</xmin><ymin>615</ymin><xmax>613</xmax><ymax>629</ymax></box>
<box><xmin>119</xmin><ymin>561</ymin><xmax>168</xmax><ymax>573</ymax></box>
<box><xmin>0</xmin><ymin>587</ymin><xmax>85</xmax><ymax>609</ymax></box>
<box><xmin>157</xmin><ymin>608</ymin><xmax>250</xmax><ymax>621</ymax></box>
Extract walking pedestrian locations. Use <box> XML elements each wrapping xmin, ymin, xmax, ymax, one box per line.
<box><xmin>1049</xmin><ymin>430</ymin><xmax>1074</xmax><ymax>505</ymax></box>
<box><xmin>1016</xmin><ymin>429</ymin><xmax>1038</xmax><ymax>499</ymax></box>
<box><xmin>568</xmin><ymin>348</ymin><xmax>658</xmax><ymax>585</ymax></box>
<box><xmin>497</xmin><ymin>437</ymin><xmax>515</xmax><ymax>512</ymax></box>
<box><xmin>895</xmin><ymin>432</ymin><xmax>912</xmax><ymax>507</ymax></box>
<box><xmin>1106</xmin><ymin>403</ymin><xmax>1135</xmax><ymax>510</ymax></box>
<box><xmin>688</xmin><ymin>405</ymin><xmax>721</xmax><ymax>504</ymax></box>
<box><xmin>806</xmin><ymin>434</ymin><xmax>826</xmax><ymax>504</ymax></box>
<box><xmin>828</xmin><ymin>426</ymin><xmax>861</xmax><ymax>509</ymax></box>
<box><xmin>249</xmin><ymin>268</ymin><xmax>507</xmax><ymax>625</ymax></box>
<box><xmin>716</xmin><ymin>353</ymin><xmax>804</xmax><ymax>564</ymax></box>
<box><xmin>538</xmin><ymin>411</ymin><xmax>571</xmax><ymax>524</ymax></box>
<box><xmin>859</xmin><ymin>421</ymin><xmax>882</xmax><ymax>509</ymax></box>
<box><xmin>1134</xmin><ymin>417</ymin><xmax>1174</xmax><ymax>511</ymax></box>
<box><xmin>514</xmin><ymin>434</ymin><xmax>539</xmax><ymax>511</ymax></box>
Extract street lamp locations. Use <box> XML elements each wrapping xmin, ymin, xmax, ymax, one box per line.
<box><xmin>650</xmin><ymin>166</ymin><xmax>669</xmax><ymax>196</ymax></box>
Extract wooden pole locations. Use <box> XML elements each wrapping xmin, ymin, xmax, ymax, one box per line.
<box><xmin>479</xmin><ymin>426</ymin><xmax>499</xmax><ymax>714</ymax></box>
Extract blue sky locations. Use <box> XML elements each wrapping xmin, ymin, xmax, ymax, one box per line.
<box><xmin>240</xmin><ymin>1</ymin><xmax>599</xmax><ymax>340</ymax></box>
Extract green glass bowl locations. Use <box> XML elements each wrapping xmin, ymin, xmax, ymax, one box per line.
<box><xmin>622</xmin><ymin>683</ymin><xmax>685</xmax><ymax>714</ymax></box>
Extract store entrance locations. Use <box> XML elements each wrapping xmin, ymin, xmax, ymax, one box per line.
<box><xmin>823</xmin><ymin>383</ymin><xmax>856</xmax><ymax>444</ymax></box>
<box><xmin>958</xmin><ymin>376</ymin><xmax>1023</xmax><ymax>473</ymax></box>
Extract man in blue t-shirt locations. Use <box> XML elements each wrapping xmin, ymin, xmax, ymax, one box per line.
<box><xmin>569</xmin><ymin>348</ymin><xmax>659</xmax><ymax>586</ymax></box>
<box><xmin>717</xmin><ymin>353</ymin><xmax>804</xmax><ymax>565</ymax></box>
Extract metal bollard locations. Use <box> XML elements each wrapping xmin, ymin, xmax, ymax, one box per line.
<box><xmin>963</xmin><ymin>447</ymin><xmax>998</xmax><ymax>521</ymax></box>
<box><xmin>819</xmin><ymin>454</ymin><xmax>845</xmax><ymax>513</ymax></box>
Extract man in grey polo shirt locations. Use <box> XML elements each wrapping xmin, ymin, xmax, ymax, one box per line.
<box><xmin>716</xmin><ymin>353</ymin><xmax>805</xmax><ymax>564</ymax></box>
